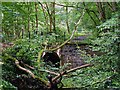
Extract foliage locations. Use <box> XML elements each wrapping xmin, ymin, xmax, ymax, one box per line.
<box><xmin>62</xmin><ymin>13</ymin><xmax>120</xmax><ymax>88</ymax></box>
<box><xmin>0</xmin><ymin>79</ymin><xmax>17</xmax><ymax>90</ymax></box>
<box><xmin>1</xmin><ymin>2</ymin><xmax>120</xmax><ymax>89</ymax></box>
<box><xmin>92</xmin><ymin>13</ymin><xmax>120</xmax><ymax>72</ymax></box>
<box><xmin>2</xmin><ymin>39</ymin><xmax>43</xmax><ymax>89</ymax></box>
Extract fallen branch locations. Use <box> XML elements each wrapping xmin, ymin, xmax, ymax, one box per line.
<box><xmin>4</xmin><ymin>53</ymin><xmax>94</xmax><ymax>88</ymax></box>
<box><xmin>15</xmin><ymin>60</ymin><xmax>35</xmax><ymax>78</ymax></box>
<box><xmin>4</xmin><ymin>53</ymin><xmax>35</xmax><ymax>78</ymax></box>
<box><xmin>52</xmin><ymin>64</ymin><xmax>93</xmax><ymax>82</ymax></box>
<box><xmin>40</xmin><ymin>69</ymin><xmax>59</xmax><ymax>76</ymax></box>
<box><xmin>20</xmin><ymin>61</ymin><xmax>35</xmax><ymax>70</ymax></box>
<box><xmin>20</xmin><ymin>61</ymin><xmax>59</xmax><ymax>76</ymax></box>
<box><xmin>67</xmin><ymin>64</ymin><xmax>93</xmax><ymax>73</ymax></box>
<box><xmin>4</xmin><ymin>53</ymin><xmax>48</xmax><ymax>85</ymax></box>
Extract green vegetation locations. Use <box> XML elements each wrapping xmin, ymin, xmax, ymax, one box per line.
<box><xmin>1</xmin><ymin>2</ymin><xmax>120</xmax><ymax>89</ymax></box>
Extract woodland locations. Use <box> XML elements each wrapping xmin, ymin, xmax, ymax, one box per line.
<box><xmin>0</xmin><ymin>2</ymin><xmax>120</xmax><ymax>90</ymax></box>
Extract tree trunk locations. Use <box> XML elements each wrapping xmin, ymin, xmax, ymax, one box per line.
<box><xmin>83</xmin><ymin>2</ymin><xmax>97</xmax><ymax>26</ymax></box>
<box><xmin>96</xmin><ymin>2</ymin><xmax>106</xmax><ymax>22</ymax></box>
<box><xmin>66</xmin><ymin>6</ymin><xmax>70</xmax><ymax>34</ymax></box>
<box><xmin>38</xmin><ymin>2</ymin><xmax>49</xmax><ymax>31</ymax></box>
<box><xmin>111</xmin><ymin>2</ymin><xmax>117</xmax><ymax>11</ymax></box>
<box><xmin>45</xmin><ymin>3</ymin><xmax>52</xmax><ymax>32</ymax></box>
<box><xmin>28</xmin><ymin>3</ymin><xmax>30</xmax><ymax>39</ymax></box>
<box><xmin>52</xmin><ymin>2</ymin><xmax>56</xmax><ymax>32</ymax></box>
<box><xmin>35</xmin><ymin>2</ymin><xmax>38</xmax><ymax>34</ymax></box>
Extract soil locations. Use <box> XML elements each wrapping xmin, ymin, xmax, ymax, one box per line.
<box><xmin>11</xmin><ymin>75</ymin><xmax>48</xmax><ymax>90</ymax></box>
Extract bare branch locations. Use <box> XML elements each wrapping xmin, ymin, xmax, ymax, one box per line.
<box><xmin>52</xmin><ymin>64</ymin><xmax>93</xmax><ymax>82</ymax></box>
<box><xmin>40</xmin><ymin>70</ymin><xmax>59</xmax><ymax>76</ymax></box>
<box><xmin>20</xmin><ymin>61</ymin><xmax>35</xmax><ymax>70</ymax></box>
<box><xmin>15</xmin><ymin>60</ymin><xmax>35</xmax><ymax>78</ymax></box>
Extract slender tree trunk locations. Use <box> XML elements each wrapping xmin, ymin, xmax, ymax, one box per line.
<box><xmin>35</xmin><ymin>2</ymin><xmax>38</xmax><ymax>34</ymax></box>
<box><xmin>45</xmin><ymin>3</ymin><xmax>52</xmax><ymax>32</ymax></box>
<box><xmin>96</xmin><ymin>2</ymin><xmax>106</xmax><ymax>22</ymax></box>
<box><xmin>17</xmin><ymin>18</ymin><xmax>21</xmax><ymax>38</ymax></box>
<box><xmin>13</xmin><ymin>18</ymin><xmax>16</xmax><ymax>39</ymax></box>
<box><xmin>38</xmin><ymin>2</ymin><xmax>49</xmax><ymax>31</ymax></box>
<box><xmin>107</xmin><ymin>2</ymin><xmax>117</xmax><ymax>12</ymax></box>
<box><xmin>83</xmin><ymin>2</ymin><xmax>97</xmax><ymax>26</ymax></box>
<box><xmin>66</xmin><ymin>6</ymin><xmax>70</xmax><ymax>34</ymax></box>
<box><xmin>28</xmin><ymin>3</ymin><xmax>30</xmax><ymax>39</ymax></box>
<box><xmin>52</xmin><ymin>2</ymin><xmax>56</xmax><ymax>32</ymax></box>
<box><xmin>89</xmin><ymin>10</ymin><xmax>100</xmax><ymax>22</ymax></box>
<box><xmin>50</xmin><ymin>15</ymin><xmax>52</xmax><ymax>32</ymax></box>
<box><xmin>14</xmin><ymin>16</ymin><xmax>17</xmax><ymax>39</ymax></box>
<box><xmin>21</xmin><ymin>17</ymin><xmax>24</xmax><ymax>39</ymax></box>
<box><xmin>111</xmin><ymin>2</ymin><xmax>117</xmax><ymax>11</ymax></box>
<box><xmin>107</xmin><ymin>2</ymin><xmax>114</xmax><ymax>11</ymax></box>
<box><xmin>22</xmin><ymin>27</ymin><xmax>24</xmax><ymax>39</ymax></box>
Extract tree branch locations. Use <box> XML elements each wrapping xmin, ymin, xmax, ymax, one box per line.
<box><xmin>20</xmin><ymin>61</ymin><xmax>35</xmax><ymax>70</ymax></box>
<box><xmin>15</xmin><ymin>60</ymin><xmax>35</xmax><ymax>78</ymax></box>
<box><xmin>40</xmin><ymin>69</ymin><xmax>59</xmax><ymax>76</ymax></box>
<box><xmin>55</xmin><ymin>3</ymin><xmax>75</xmax><ymax>8</ymax></box>
<box><xmin>52</xmin><ymin>64</ymin><xmax>93</xmax><ymax>82</ymax></box>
